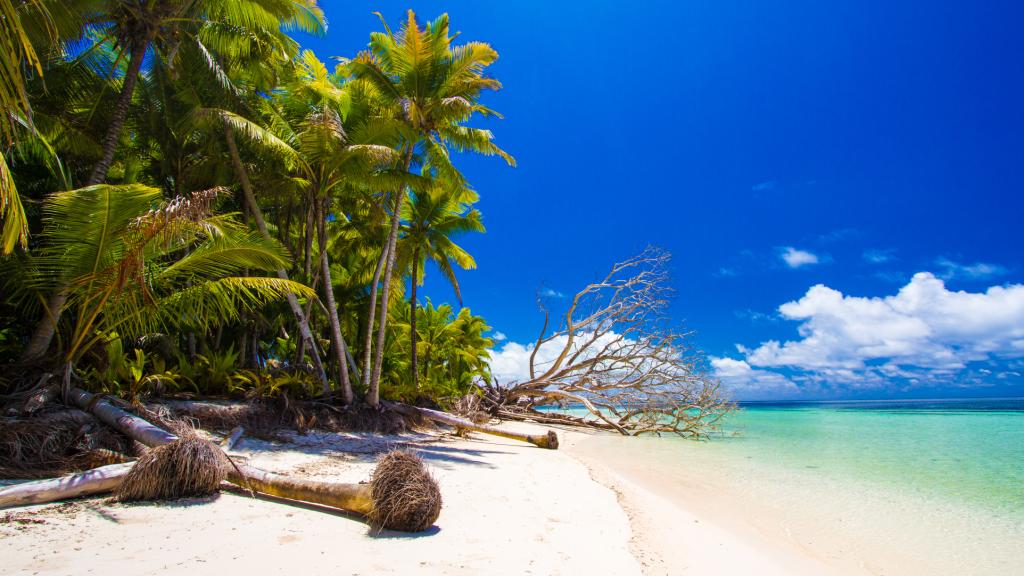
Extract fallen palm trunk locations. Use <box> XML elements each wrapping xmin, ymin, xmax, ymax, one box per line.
<box><xmin>15</xmin><ymin>390</ymin><xmax>440</xmax><ymax>530</ymax></box>
<box><xmin>228</xmin><ymin>461</ymin><xmax>374</xmax><ymax>516</ymax></box>
<box><xmin>0</xmin><ymin>462</ymin><xmax>133</xmax><ymax>508</ymax></box>
<box><xmin>67</xmin><ymin>388</ymin><xmax>176</xmax><ymax>448</ymax></box>
<box><xmin>387</xmin><ymin>402</ymin><xmax>558</xmax><ymax>449</ymax></box>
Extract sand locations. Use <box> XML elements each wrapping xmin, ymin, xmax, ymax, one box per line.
<box><xmin>1</xmin><ymin>421</ymin><xmax>852</xmax><ymax>576</ymax></box>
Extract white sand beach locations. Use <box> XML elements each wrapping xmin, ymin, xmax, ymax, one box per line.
<box><xmin>2</xmin><ymin>422</ymin><xmax>856</xmax><ymax>576</ymax></box>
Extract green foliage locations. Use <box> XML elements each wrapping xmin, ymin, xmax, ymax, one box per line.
<box><xmin>85</xmin><ymin>335</ymin><xmax>197</xmax><ymax>401</ymax></box>
<box><xmin>381</xmin><ymin>299</ymin><xmax>493</xmax><ymax>404</ymax></box>
<box><xmin>23</xmin><ymin>184</ymin><xmax>314</xmax><ymax>363</ymax></box>
<box><xmin>2</xmin><ymin>7</ymin><xmax>514</xmax><ymax>409</ymax></box>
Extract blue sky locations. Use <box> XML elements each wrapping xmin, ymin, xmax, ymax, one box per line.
<box><xmin>300</xmin><ymin>1</ymin><xmax>1024</xmax><ymax>400</ymax></box>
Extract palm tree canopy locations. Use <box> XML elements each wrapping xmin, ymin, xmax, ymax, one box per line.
<box><xmin>344</xmin><ymin>9</ymin><xmax>515</xmax><ymax>180</ymax></box>
<box><xmin>398</xmin><ymin>179</ymin><xmax>484</xmax><ymax>303</ymax></box>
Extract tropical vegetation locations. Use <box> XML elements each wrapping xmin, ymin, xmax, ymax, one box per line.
<box><xmin>0</xmin><ymin>3</ymin><xmax>511</xmax><ymax>410</ymax></box>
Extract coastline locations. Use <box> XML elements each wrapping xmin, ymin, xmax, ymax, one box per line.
<box><xmin>5</xmin><ymin>420</ymin><xmax>1019</xmax><ymax>575</ymax></box>
<box><xmin>559</xmin><ymin>428</ymin><xmax>845</xmax><ymax>576</ymax></box>
<box><xmin>565</xmin><ymin>423</ymin><xmax>1024</xmax><ymax>576</ymax></box>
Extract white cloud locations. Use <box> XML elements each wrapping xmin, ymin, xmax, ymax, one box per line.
<box><xmin>779</xmin><ymin>247</ymin><xmax>820</xmax><ymax>268</ymax></box>
<box><xmin>717</xmin><ymin>272</ymin><xmax>1024</xmax><ymax>395</ymax></box>
<box><xmin>934</xmin><ymin>257</ymin><xmax>1009</xmax><ymax>281</ymax></box>
<box><xmin>710</xmin><ymin>357</ymin><xmax>797</xmax><ymax>395</ymax></box>
<box><xmin>488</xmin><ymin>331</ymin><xmax>629</xmax><ymax>385</ymax></box>
<box><xmin>488</xmin><ymin>340</ymin><xmax>536</xmax><ymax>384</ymax></box>
<box><xmin>491</xmin><ymin>331</ymin><xmax>507</xmax><ymax>342</ymax></box>
<box><xmin>752</xmin><ymin>180</ymin><xmax>777</xmax><ymax>192</ymax></box>
<box><xmin>540</xmin><ymin>288</ymin><xmax>566</xmax><ymax>298</ymax></box>
<box><xmin>863</xmin><ymin>249</ymin><xmax>896</xmax><ymax>264</ymax></box>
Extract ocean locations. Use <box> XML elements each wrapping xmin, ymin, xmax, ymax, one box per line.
<box><xmin>571</xmin><ymin>398</ymin><xmax>1024</xmax><ymax>574</ymax></box>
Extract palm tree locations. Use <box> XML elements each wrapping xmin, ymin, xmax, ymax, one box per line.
<box><xmin>345</xmin><ymin>10</ymin><xmax>514</xmax><ymax>406</ymax></box>
<box><xmin>275</xmin><ymin>50</ymin><xmax>408</xmax><ymax>403</ymax></box>
<box><xmin>20</xmin><ymin>0</ymin><xmax>325</xmax><ymax>363</ymax></box>
<box><xmin>22</xmin><ymin>183</ymin><xmax>312</xmax><ymax>392</ymax></box>
<box><xmin>161</xmin><ymin>23</ymin><xmax>337</xmax><ymax>390</ymax></box>
<box><xmin>0</xmin><ymin>0</ymin><xmax>71</xmax><ymax>253</ymax></box>
<box><xmin>77</xmin><ymin>0</ymin><xmax>325</xmax><ymax>187</ymax></box>
<box><xmin>386</xmin><ymin>300</ymin><xmax>492</xmax><ymax>401</ymax></box>
<box><xmin>398</xmin><ymin>179</ymin><xmax>484</xmax><ymax>389</ymax></box>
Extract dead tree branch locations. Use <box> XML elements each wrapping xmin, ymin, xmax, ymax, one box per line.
<box><xmin>493</xmin><ymin>247</ymin><xmax>734</xmax><ymax>437</ymax></box>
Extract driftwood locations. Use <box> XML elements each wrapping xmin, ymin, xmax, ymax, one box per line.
<box><xmin>220</xmin><ymin>426</ymin><xmax>245</xmax><ymax>451</ymax></box>
<box><xmin>228</xmin><ymin>462</ymin><xmax>374</xmax><ymax>515</ymax></box>
<box><xmin>492</xmin><ymin>248</ymin><xmax>735</xmax><ymax>437</ymax></box>
<box><xmin>387</xmin><ymin>402</ymin><xmax>558</xmax><ymax>450</ymax></box>
<box><xmin>8</xmin><ymin>391</ymin><xmax>441</xmax><ymax>530</ymax></box>
<box><xmin>152</xmin><ymin>397</ymin><xmax>557</xmax><ymax>450</ymax></box>
<box><xmin>0</xmin><ymin>462</ymin><xmax>133</xmax><ymax>508</ymax></box>
<box><xmin>497</xmin><ymin>408</ymin><xmax>614</xmax><ymax>431</ymax></box>
<box><xmin>67</xmin><ymin>388</ymin><xmax>176</xmax><ymax>447</ymax></box>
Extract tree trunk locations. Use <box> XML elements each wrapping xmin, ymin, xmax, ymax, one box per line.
<box><xmin>317</xmin><ymin>197</ymin><xmax>352</xmax><ymax>403</ymax></box>
<box><xmin>228</xmin><ymin>462</ymin><xmax>373</xmax><ymax>515</ymax></box>
<box><xmin>368</xmin><ymin>196</ymin><xmax>402</xmax><ymax>407</ymax></box>
<box><xmin>87</xmin><ymin>38</ymin><xmax>149</xmax><ymax>187</ymax></box>
<box><xmin>67</xmin><ymin>388</ymin><xmax>177</xmax><ymax>447</ymax></box>
<box><xmin>303</xmin><ymin>202</ymin><xmax>314</xmax><ymax>280</ymax></box>
<box><xmin>386</xmin><ymin>402</ymin><xmax>559</xmax><ymax>449</ymax></box>
<box><xmin>223</xmin><ymin>126</ymin><xmax>329</xmax><ymax>389</ymax></box>
<box><xmin>58</xmin><ymin>390</ymin><xmax>378</xmax><ymax>518</ymax></box>
<box><xmin>410</xmin><ymin>249</ymin><xmax>420</xmax><ymax>390</ymax></box>
<box><xmin>20</xmin><ymin>39</ymin><xmax>151</xmax><ymax>363</ymax></box>
<box><xmin>19</xmin><ymin>288</ymin><xmax>67</xmax><ymax>362</ymax></box>
<box><xmin>237</xmin><ymin>329</ymin><xmax>248</xmax><ymax>369</ymax></box>
<box><xmin>361</xmin><ymin>235</ymin><xmax>386</xmax><ymax>388</ymax></box>
<box><xmin>366</xmin><ymin>147</ymin><xmax>414</xmax><ymax>406</ymax></box>
<box><xmin>0</xmin><ymin>463</ymin><xmax>134</xmax><ymax>509</ymax></box>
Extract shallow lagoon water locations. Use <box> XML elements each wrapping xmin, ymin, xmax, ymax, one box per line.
<box><xmin>572</xmin><ymin>398</ymin><xmax>1024</xmax><ymax>574</ymax></box>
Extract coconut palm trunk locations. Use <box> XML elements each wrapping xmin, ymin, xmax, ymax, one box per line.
<box><xmin>87</xmin><ymin>38</ymin><xmax>150</xmax><ymax>187</ymax></box>
<box><xmin>409</xmin><ymin>247</ymin><xmax>421</xmax><ymax>389</ymax></box>
<box><xmin>20</xmin><ymin>38</ymin><xmax>152</xmax><ymax>363</ymax></box>
<box><xmin>317</xmin><ymin>196</ymin><xmax>353</xmax><ymax>404</ymax></box>
<box><xmin>368</xmin><ymin>189</ymin><xmax>404</xmax><ymax>406</ymax></box>
<box><xmin>366</xmin><ymin>147</ymin><xmax>414</xmax><ymax>406</ymax></box>
<box><xmin>361</xmin><ymin>239</ymin><xmax>386</xmax><ymax>388</ymax></box>
<box><xmin>15</xmin><ymin>390</ymin><xmax>441</xmax><ymax>531</ymax></box>
<box><xmin>224</xmin><ymin>127</ymin><xmax>330</xmax><ymax>390</ymax></box>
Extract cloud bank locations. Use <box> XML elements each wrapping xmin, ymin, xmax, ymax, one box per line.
<box><xmin>715</xmin><ymin>272</ymin><xmax>1024</xmax><ymax>397</ymax></box>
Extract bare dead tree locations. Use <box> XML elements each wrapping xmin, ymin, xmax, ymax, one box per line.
<box><xmin>490</xmin><ymin>247</ymin><xmax>734</xmax><ymax>437</ymax></box>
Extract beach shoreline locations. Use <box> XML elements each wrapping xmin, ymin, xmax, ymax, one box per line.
<box><xmin>4</xmin><ymin>419</ymin><xmax>1019</xmax><ymax>575</ymax></box>
<box><xmin>564</xmin><ymin>414</ymin><xmax>1024</xmax><ymax>576</ymax></box>
<box><xmin>0</xmin><ymin>421</ymin><xmax>843</xmax><ymax>576</ymax></box>
<box><xmin>559</xmin><ymin>428</ymin><xmax>849</xmax><ymax>576</ymax></box>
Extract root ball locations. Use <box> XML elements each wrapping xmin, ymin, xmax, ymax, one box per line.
<box><xmin>369</xmin><ymin>450</ymin><xmax>441</xmax><ymax>532</ymax></box>
<box><xmin>116</xmin><ymin>434</ymin><xmax>228</xmax><ymax>502</ymax></box>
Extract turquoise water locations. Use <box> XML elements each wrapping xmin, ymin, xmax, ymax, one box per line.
<box><xmin>571</xmin><ymin>398</ymin><xmax>1024</xmax><ymax>574</ymax></box>
<box><xmin>719</xmin><ymin>398</ymin><xmax>1024</xmax><ymax>520</ymax></box>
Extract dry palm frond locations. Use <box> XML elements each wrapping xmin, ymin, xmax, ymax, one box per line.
<box><xmin>0</xmin><ymin>410</ymin><xmax>129</xmax><ymax>478</ymax></box>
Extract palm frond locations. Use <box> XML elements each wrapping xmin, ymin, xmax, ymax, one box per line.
<box><xmin>0</xmin><ymin>151</ymin><xmax>28</xmax><ymax>253</ymax></box>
